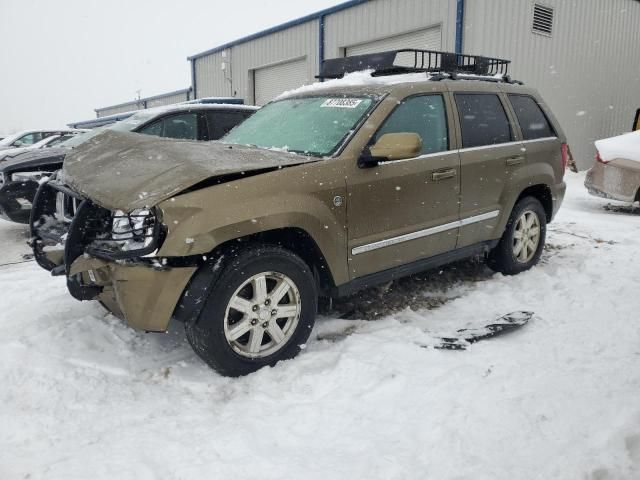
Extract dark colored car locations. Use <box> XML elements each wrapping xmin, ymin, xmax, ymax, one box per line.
<box><xmin>0</xmin><ymin>103</ymin><xmax>257</xmax><ymax>223</ymax></box>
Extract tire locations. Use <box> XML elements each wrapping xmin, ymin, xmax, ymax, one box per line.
<box><xmin>185</xmin><ymin>245</ymin><xmax>317</xmax><ymax>377</ymax></box>
<box><xmin>487</xmin><ymin>196</ymin><xmax>547</xmax><ymax>275</ymax></box>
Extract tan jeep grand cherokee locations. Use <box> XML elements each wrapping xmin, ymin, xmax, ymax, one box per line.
<box><xmin>31</xmin><ymin>51</ymin><xmax>568</xmax><ymax>376</ymax></box>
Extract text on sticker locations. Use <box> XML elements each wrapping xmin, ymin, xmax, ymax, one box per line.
<box><xmin>321</xmin><ymin>98</ymin><xmax>363</xmax><ymax>108</ymax></box>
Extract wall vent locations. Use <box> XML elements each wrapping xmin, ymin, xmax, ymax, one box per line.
<box><xmin>532</xmin><ymin>4</ymin><xmax>554</xmax><ymax>36</ymax></box>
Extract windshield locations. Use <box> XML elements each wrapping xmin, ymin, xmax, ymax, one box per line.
<box><xmin>223</xmin><ymin>96</ymin><xmax>374</xmax><ymax>156</ymax></box>
<box><xmin>60</xmin><ymin>110</ymin><xmax>160</xmax><ymax>148</ymax></box>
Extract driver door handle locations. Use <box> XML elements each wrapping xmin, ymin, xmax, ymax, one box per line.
<box><xmin>431</xmin><ymin>169</ymin><xmax>457</xmax><ymax>181</ymax></box>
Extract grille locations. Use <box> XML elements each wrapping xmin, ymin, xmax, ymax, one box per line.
<box><xmin>55</xmin><ymin>191</ymin><xmax>80</xmax><ymax>223</ymax></box>
<box><xmin>532</xmin><ymin>4</ymin><xmax>554</xmax><ymax>36</ymax></box>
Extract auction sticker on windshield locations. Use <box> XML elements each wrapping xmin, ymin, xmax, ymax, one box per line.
<box><xmin>321</xmin><ymin>98</ymin><xmax>363</xmax><ymax>108</ymax></box>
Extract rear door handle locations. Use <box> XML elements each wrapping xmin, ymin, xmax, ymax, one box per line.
<box><xmin>431</xmin><ymin>169</ymin><xmax>457</xmax><ymax>181</ymax></box>
<box><xmin>506</xmin><ymin>156</ymin><xmax>525</xmax><ymax>166</ymax></box>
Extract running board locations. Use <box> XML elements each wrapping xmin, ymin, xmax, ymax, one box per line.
<box><xmin>332</xmin><ymin>240</ymin><xmax>498</xmax><ymax>298</ymax></box>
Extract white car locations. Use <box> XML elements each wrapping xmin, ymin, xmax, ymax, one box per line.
<box><xmin>0</xmin><ymin>132</ymin><xmax>83</xmax><ymax>162</ymax></box>
<box><xmin>0</xmin><ymin>129</ymin><xmax>85</xmax><ymax>151</ymax></box>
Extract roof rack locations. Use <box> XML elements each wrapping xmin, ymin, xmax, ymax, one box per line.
<box><xmin>318</xmin><ymin>49</ymin><xmax>520</xmax><ymax>83</ymax></box>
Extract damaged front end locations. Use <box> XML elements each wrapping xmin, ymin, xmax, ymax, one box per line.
<box><xmin>30</xmin><ymin>178</ymin><xmax>196</xmax><ymax>332</ymax></box>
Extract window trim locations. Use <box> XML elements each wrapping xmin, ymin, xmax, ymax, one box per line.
<box><xmin>507</xmin><ymin>93</ymin><xmax>557</xmax><ymax>140</ymax></box>
<box><xmin>633</xmin><ymin>108</ymin><xmax>640</xmax><ymax>132</ymax></box>
<box><xmin>454</xmin><ymin>92</ymin><xmax>515</xmax><ymax>149</ymax></box>
<box><xmin>456</xmin><ymin>136</ymin><xmax>557</xmax><ymax>154</ymax></box>
<box><xmin>367</xmin><ymin>92</ymin><xmax>452</xmax><ymax>161</ymax></box>
<box><xmin>333</xmin><ymin>94</ymin><xmax>386</xmax><ymax>158</ymax></box>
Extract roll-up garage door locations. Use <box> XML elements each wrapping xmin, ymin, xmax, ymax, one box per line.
<box><xmin>345</xmin><ymin>26</ymin><xmax>442</xmax><ymax>61</ymax></box>
<box><xmin>254</xmin><ymin>57</ymin><xmax>309</xmax><ymax>106</ymax></box>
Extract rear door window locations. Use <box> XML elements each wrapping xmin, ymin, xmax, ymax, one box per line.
<box><xmin>161</xmin><ymin>113</ymin><xmax>198</xmax><ymax>140</ymax></box>
<box><xmin>206</xmin><ymin>111</ymin><xmax>253</xmax><ymax>140</ymax></box>
<box><xmin>14</xmin><ymin>132</ymin><xmax>43</xmax><ymax>146</ymax></box>
<box><xmin>374</xmin><ymin>95</ymin><xmax>449</xmax><ymax>155</ymax></box>
<box><xmin>138</xmin><ymin>113</ymin><xmax>198</xmax><ymax>140</ymax></box>
<box><xmin>508</xmin><ymin>94</ymin><xmax>556</xmax><ymax>140</ymax></box>
<box><xmin>454</xmin><ymin>94</ymin><xmax>513</xmax><ymax>148</ymax></box>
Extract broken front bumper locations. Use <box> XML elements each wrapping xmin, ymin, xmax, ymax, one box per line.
<box><xmin>30</xmin><ymin>180</ymin><xmax>197</xmax><ymax>332</ymax></box>
<box><xmin>70</xmin><ymin>256</ymin><xmax>196</xmax><ymax>332</ymax></box>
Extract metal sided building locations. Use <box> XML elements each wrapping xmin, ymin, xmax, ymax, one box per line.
<box><xmin>188</xmin><ymin>0</ymin><xmax>640</xmax><ymax>169</ymax></box>
<box><xmin>95</xmin><ymin>88</ymin><xmax>193</xmax><ymax>118</ymax></box>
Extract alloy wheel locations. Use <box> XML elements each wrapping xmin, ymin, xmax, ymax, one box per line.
<box><xmin>512</xmin><ymin>210</ymin><xmax>541</xmax><ymax>263</ymax></box>
<box><xmin>223</xmin><ymin>271</ymin><xmax>301</xmax><ymax>358</ymax></box>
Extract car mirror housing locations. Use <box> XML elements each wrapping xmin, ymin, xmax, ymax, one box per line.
<box><xmin>366</xmin><ymin>132</ymin><xmax>422</xmax><ymax>165</ymax></box>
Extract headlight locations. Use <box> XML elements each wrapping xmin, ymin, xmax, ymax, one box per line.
<box><xmin>11</xmin><ymin>171</ymin><xmax>52</xmax><ymax>183</ymax></box>
<box><xmin>111</xmin><ymin>209</ymin><xmax>152</xmax><ymax>246</ymax></box>
<box><xmin>87</xmin><ymin>208</ymin><xmax>164</xmax><ymax>260</ymax></box>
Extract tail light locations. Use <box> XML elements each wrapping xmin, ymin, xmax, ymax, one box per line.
<box><xmin>561</xmin><ymin>143</ymin><xmax>575</xmax><ymax>173</ymax></box>
<box><xmin>595</xmin><ymin>151</ymin><xmax>609</xmax><ymax>164</ymax></box>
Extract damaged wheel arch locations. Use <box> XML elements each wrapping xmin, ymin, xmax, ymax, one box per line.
<box><xmin>171</xmin><ymin>227</ymin><xmax>336</xmax><ymax>327</ymax></box>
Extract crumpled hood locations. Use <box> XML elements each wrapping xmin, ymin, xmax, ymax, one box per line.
<box><xmin>61</xmin><ymin>130</ymin><xmax>318</xmax><ymax>211</ymax></box>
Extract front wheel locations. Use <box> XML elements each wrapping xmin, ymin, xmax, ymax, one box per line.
<box><xmin>488</xmin><ymin>196</ymin><xmax>547</xmax><ymax>275</ymax></box>
<box><xmin>185</xmin><ymin>246</ymin><xmax>317</xmax><ymax>377</ymax></box>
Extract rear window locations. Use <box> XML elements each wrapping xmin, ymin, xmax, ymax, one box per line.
<box><xmin>455</xmin><ymin>94</ymin><xmax>513</xmax><ymax>148</ymax></box>
<box><xmin>508</xmin><ymin>94</ymin><xmax>556</xmax><ymax>140</ymax></box>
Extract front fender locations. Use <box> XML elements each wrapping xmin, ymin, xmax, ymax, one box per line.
<box><xmin>156</xmin><ymin>163</ymin><xmax>349</xmax><ymax>285</ymax></box>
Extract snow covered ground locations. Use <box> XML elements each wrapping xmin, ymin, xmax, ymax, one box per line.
<box><xmin>1</xmin><ymin>172</ymin><xmax>639</xmax><ymax>480</ymax></box>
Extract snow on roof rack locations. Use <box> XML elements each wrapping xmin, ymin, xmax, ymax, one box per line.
<box><xmin>318</xmin><ymin>49</ymin><xmax>518</xmax><ymax>82</ymax></box>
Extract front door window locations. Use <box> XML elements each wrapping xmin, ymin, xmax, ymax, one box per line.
<box><xmin>373</xmin><ymin>95</ymin><xmax>449</xmax><ymax>156</ymax></box>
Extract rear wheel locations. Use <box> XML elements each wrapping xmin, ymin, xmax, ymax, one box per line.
<box><xmin>185</xmin><ymin>246</ymin><xmax>317</xmax><ymax>377</ymax></box>
<box><xmin>488</xmin><ymin>196</ymin><xmax>546</xmax><ymax>275</ymax></box>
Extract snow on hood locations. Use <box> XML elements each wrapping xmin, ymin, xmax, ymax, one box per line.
<box><xmin>595</xmin><ymin>130</ymin><xmax>640</xmax><ymax>163</ymax></box>
<box><xmin>61</xmin><ymin>130</ymin><xmax>317</xmax><ymax>211</ymax></box>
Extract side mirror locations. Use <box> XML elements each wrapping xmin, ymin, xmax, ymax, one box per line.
<box><xmin>358</xmin><ymin>132</ymin><xmax>422</xmax><ymax>168</ymax></box>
